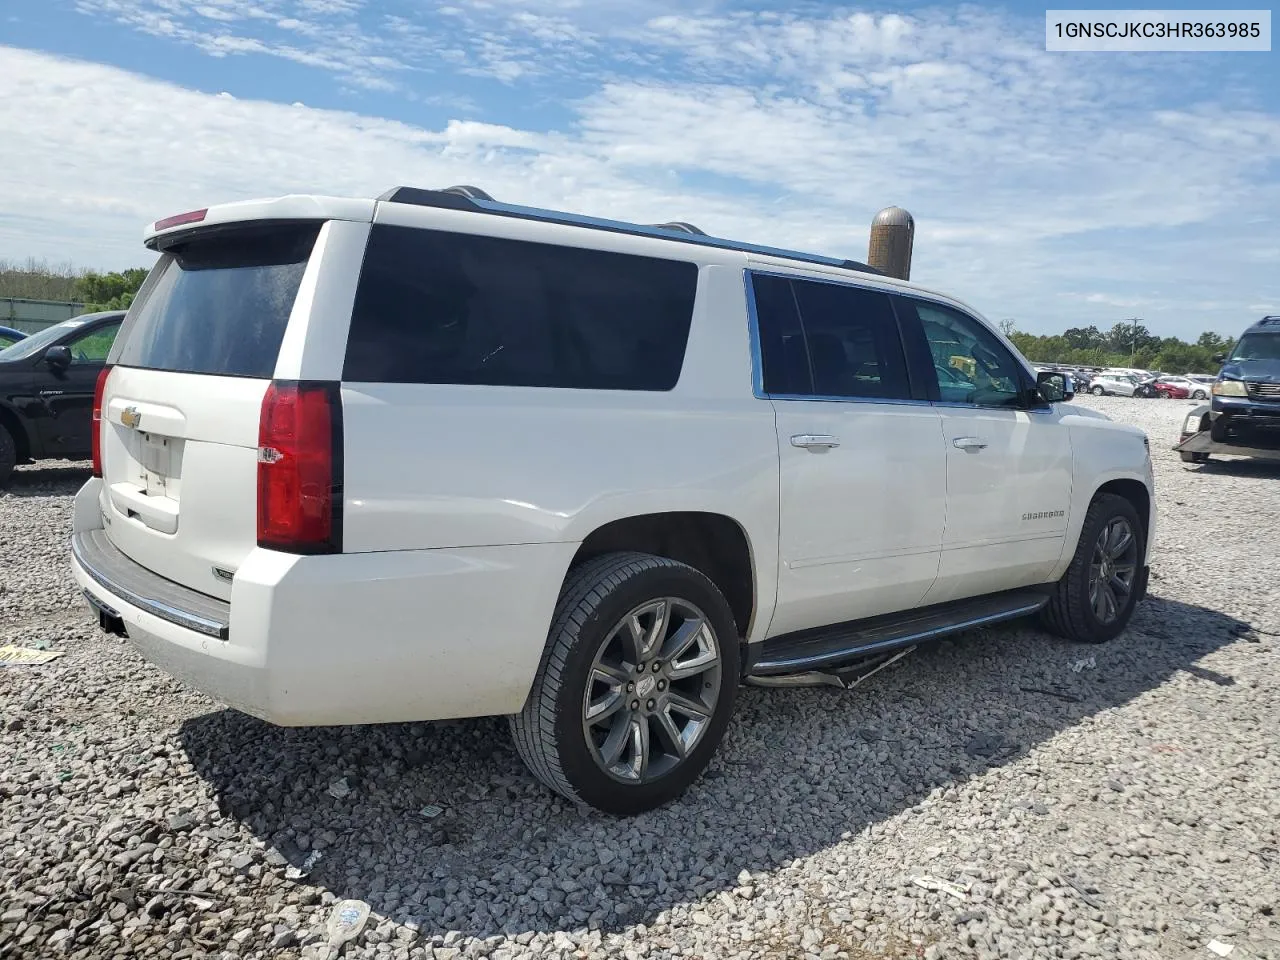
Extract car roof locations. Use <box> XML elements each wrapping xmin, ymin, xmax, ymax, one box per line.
<box><xmin>1243</xmin><ymin>315</ymin><xmax>1280</xmax><ymax>335</ymax></box>
<box><xmin>141</xmin><ymin>187</ymin><xmax>1012</xmax><ymax>338</ymax></box>
<box><xmin>144</xmin><ymin>185</ymin><xmax>906</xmax><ymax>289</ymax></box>
<box><xmin>72</xmin><ymin>310</ymin><xmax>127</xmax><ymax>323</ymax></box>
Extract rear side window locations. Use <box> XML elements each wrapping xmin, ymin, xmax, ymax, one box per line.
<box><xmin>114</xmin><ymin>223</ymin><xmax>321</xmax><ymax>378</ymax></box>
<box><xmin>751</xmin><ymin>272</ymin><xmax>910</xmax><ymax>400</ymax></box>
<box><xmin>344</xmin><ymin>226</ymin><xmax>698</xmax><ymax>390</ymax></box>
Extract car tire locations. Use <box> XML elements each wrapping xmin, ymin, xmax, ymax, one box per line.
<box><xmin>1192</xmin><ymin>390</ymin><xmax>1207</xmax><ymax>400</ymax></box>
<box><xmin>1040</xmin><ymin>493</ymin><xmax>1145</xmax><ymax>645</ymax></box>
<box><xmin>0</xmin><ymin>424</ymin><xmax>16</xmax><ymax>489</ymax></box>
<box><xmin>510</xmin><ymin>552</ymin><xmax>740</xmax><ymax>815</ymax></box>
<box><xmin>1091</xmin><ymin>386</ymin><xmax>1105</xmax><ymax>396</ymax></box>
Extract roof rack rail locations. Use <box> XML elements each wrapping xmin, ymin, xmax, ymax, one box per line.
<box><xmin>648</xmin><ymin>221</ymin><xmax>707</xmax><ymax>236</ymax></box>
<box><xmin>375</xmin><ymin>185</ymin><xmax>882</xmax><ymax>276</ymax></box>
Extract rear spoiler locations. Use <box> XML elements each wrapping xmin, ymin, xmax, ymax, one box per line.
<box><xmin>144</xmin><ymin>196</ymin><xmax>375</xmax><ymax>250</ymax></box>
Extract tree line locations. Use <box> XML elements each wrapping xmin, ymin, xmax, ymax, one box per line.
<box><xmin>0</xmin><ymin>259</ymin><xmax>150</xmax><ymax>313</ymax></box>
<box><xmin>1002</xmin><ymin>320</ymin><xmax>1235</xmax><ymax>375</ymax></box>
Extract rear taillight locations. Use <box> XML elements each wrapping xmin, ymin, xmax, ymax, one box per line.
<box><xmin>91</xmin><ymin>366</ymin><xmax>112</xmax><ymax>478</ymax></box>
<box><xmin>257</xmin><ymin>381</ymin><xmax>343</xmax><ymax>554</ymax></box>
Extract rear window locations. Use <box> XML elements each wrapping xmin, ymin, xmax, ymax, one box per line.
<box><xmin>343</xmin><ymin>225</ymin><xmax>698</xmax><ymax>390</ymax></box>
<box><xmin>113</xmin><ymin>223</ymin><xmax>321</xmax><ymax>378</ymax></box>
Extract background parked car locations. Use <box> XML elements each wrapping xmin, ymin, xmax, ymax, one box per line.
<box><xmin>1089</xmin><ymin>374</ymin><xmax>1140</xmax><ymax>396</ymax></box>
<box><xmin>0</xmin><ymin>326</ymin><xmax>27</xmax><ymax>348</ymax></box>
<box><xmin>1183</xmin><ymin>375</ymin><xmax>1216</xmax><ymax>399</ymax></box>
<box><xmin>1154</xmin><ymin>376</ymin><xmax>1202</xmax><ymax>399</ymax></box>
<box><xmin>0</xmin><ymin>310</ymin><xmax>125</xmax><ymax>486</ymax></box>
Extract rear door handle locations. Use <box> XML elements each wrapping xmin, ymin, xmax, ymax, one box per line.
<box><xmin>952</xmin><ymin>436</ymin><xmax>988</xmax><ymax>451</ymax></box>
<box><xmin>791</xmin><ymin>434</ymin><xmax>840</xmax><ymax>450</ymax></box>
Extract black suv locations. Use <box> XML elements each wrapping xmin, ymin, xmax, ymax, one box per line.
<box><xmin>0</xmin><ymin>311</ymin><xmax>125</xmax><ymax>486</ymax></box>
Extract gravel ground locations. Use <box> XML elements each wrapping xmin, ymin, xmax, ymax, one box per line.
<box><xmin>2</xmin><ymin>396</ymin><xmax>1278</xmax><ymax>960</ymax></box>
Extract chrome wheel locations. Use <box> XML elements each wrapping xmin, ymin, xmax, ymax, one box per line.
<box><xmin>582</xmin><ymin>597</ymin><xmax>722</xmax><ymax>784</ymax></box>
<box><xmin>1088</xmin><ymin>518</ymin><xmax>1138</xmax><ymax>624</ymax></box>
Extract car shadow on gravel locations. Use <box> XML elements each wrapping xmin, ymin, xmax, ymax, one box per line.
<box><xmin>2</xmin><ymin>463</ymin><xmax>92</xmax><ymax>497</ymax></box>
<box><xmin>179</xmin><ymin>594</ymin><xmax>1253</xmax><ymax>941</ymax></box>
<box><xmin>1187</xmin><ymin>457</ymin><xmax>1280</xmax><ymax>478</ymax></box>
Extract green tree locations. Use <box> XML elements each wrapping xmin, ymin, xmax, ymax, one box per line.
<box><xmin>76</xmin><ymin>268</ymin><xmax>149</xmax><ymax>312</ymax></box>
<box><xmin>1062</xmin><ymin>325</ymin><xmax>1103</xmax><ymax>350</ymax></box>
<box><xmin>1106</xmin><ymin>320</ymin><xmax>1159</xmax><ymax>358</ymax></box>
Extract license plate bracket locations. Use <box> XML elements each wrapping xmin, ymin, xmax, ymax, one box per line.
<box><xmin>138</xmin><ymin>432</ymin><xmax>172</xmax><ymax>498</ymax></box>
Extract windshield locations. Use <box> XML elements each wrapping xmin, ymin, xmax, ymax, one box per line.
<box><xmin>1231</xmin><ymin>332</ymin><xmax>1280</xmax><ymax>362</ymax></box>
<box><xmin>0</xmin><ymin>317</ymin><xmax>89</xmax><ymax>362</ymax></box>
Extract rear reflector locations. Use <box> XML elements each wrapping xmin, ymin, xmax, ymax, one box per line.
<box><xmin>153</xmin><ymin>208</ymin><xmax>208</xmax><ymax>231</ymax></box>
<box><xmin>257</xmin><ymin>381</ymin><xmax>343</xmax><ymax>554</ymax></box>
<box><xmin>91</xmin><ymin>366</ymin><xmax>112</xmax><ymax>478</ymax></box>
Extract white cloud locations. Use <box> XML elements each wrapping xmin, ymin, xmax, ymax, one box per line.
<box><xmin>3</xmin><ymin>8</ymin><xmax>1280</xmax><ymax>340</ymax></box>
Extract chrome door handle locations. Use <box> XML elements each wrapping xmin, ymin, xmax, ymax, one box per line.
<box><xmin>952</xmin><ymin>437</ymin><xmax>988</xmax><ymax>451</ymax></box>
<box><xmin>791</xmin><ymin>434</ymin><xmax>840</xmax><ymax>450</ymax></box>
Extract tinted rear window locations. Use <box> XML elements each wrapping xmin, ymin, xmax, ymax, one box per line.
<box><xmin>114</xmin><ymin>223</ymin><xmax>320</xmax><ymax>378</ymax></box>
<box><xmin>752</xmin><ymin>272</ymin><xmax>910</xmax><ymax>400</ymax></box>
<box><xmin>344</xmin><ymin>225</ymin><xmax>698</xmax><ymax>390</ymax></box>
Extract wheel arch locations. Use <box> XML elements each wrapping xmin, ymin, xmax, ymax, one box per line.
<box><xmin>0</xmin><ymin>401</ymin><xmax>33</xmax><ymax>463</ymax></box>
<box><xmin>568</xmin><ymin>511</ymin><xmax>758</xmax><ymax>642</ymax></box>
<box><xmin>1092</xmin><ymin>477</ymin><xmax>1152</xmax><ymax>561</ymax></box>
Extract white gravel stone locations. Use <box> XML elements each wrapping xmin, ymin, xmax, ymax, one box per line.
<box><xmin>1</xmin><ymin>397</ymin><xmax>1277</xmax><ymax>959</ymax></box>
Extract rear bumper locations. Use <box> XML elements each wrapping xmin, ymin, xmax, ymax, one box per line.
<box><xmin>73</xmin><ymin>531</ymin><xmax>229</xmax><ymax>639</ymax></box>
<box><xmin>72</xmin><ymin>502</ymin><xmax>578</xmax><ymax>726</ymax></box>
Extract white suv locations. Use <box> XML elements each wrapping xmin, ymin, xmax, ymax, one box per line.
<box><xmin>71</xmin><ymin>186</ymin><xmax>1155</xmax><ymax>814</ymax></box>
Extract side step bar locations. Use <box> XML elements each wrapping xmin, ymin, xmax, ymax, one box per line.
<box><xmin>749</xmin><ymin>589</ymin><xmax>1049</xmax><ymax>677</ymax></box>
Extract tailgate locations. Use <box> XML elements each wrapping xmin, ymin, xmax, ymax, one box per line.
<box><xmin>98</xmin><ymin>221</ymin><xmax>323</xmax><ymax>601</ymax></box>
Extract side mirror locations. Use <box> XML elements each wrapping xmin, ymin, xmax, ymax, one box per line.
<box><xmin>43</xmin><ymin>345</ymin><xmax>72</xmax><ymax>369</ymax></box>
<box><xmin>1037</xmin><ymin>370</ymin><xmax>1074</xmax><ymax>403</ymax></box>
<box><xmin>1212</xmin><ymin>353</ymin><xmax>1226</xmax><ymax>364</ymax></box>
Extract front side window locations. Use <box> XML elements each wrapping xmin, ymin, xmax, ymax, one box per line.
<box><xmin>344</xmin><ymin>226</ymin><xmax>698</xmax><ymax>390</ymax></box>
<box><xmin>0</xmin><ymin>318</ymin><xmax>84</xmax><ymax>362</ymax></box>
<box><xmin>67</xmin><ymin>322</ymin><xmax>121</xmax><ymax>364</ymax></box>
<box><xmin>751</xmin><ymin>273</ymin><xmax>911</xmax><ymax>400</ymax></box>
<box><xmin>898</xmin><ymin>298</ymin><xmax>1026</xmax><ymax>408</ymax></box>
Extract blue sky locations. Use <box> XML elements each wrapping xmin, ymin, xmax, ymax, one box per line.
<box><xmin>1</xmin><ymin>0</ymin><xmax>1278</xmax><ymax>339</ymax></box>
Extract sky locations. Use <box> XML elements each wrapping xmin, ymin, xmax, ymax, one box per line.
<box><xmin>1</xmin><ymin>0</ymin><xmax>1278</xmax><ymax>340</ymax></box>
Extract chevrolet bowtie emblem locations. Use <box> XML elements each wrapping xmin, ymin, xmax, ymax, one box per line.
<box><xmin>121</xmin><ymin>406</ymin><xmax>142</xmax><ymax>429</ymax></box>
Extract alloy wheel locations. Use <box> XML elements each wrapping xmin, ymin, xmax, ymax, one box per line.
<box><xmin>582</xmin><ymin>598</ymin><xmax>722</xmax><ymax>784</ymax></box>
<box><xmin>1087</xmin><ymin>518</ymin><xmax>1138</xmax><ymax>624</ymax></box>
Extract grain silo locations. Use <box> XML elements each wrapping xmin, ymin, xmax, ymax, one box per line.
<box><xmin>867</xmin><ymin>206</ymin><xmax>914</xmax><ymax>280</ymax></box>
